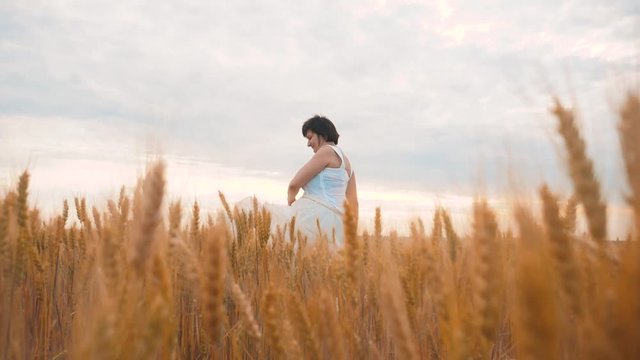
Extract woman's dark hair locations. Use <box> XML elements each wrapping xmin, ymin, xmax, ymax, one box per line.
<box><xmin>302</xmin><ymin>115</ymin><xmax>340</xmax><ymax>144</ymax></box>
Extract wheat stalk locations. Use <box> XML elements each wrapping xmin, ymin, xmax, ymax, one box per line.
<box><xmin>343</xmin><ymin>200</ymin><xmax>360</xmax><ymax>301</ymax></box>
<box><xmin>513</xmin><ymin>212</ymin><xmax>559</xmax><ymax>360</ymax></box>
<box><xmin>618</xmin><ymin>91</ymin><xmax>640</xmax><ymax>236</ymax></box>
<box><xmin>287</xmin><ymin>292</ymin><xmax>320</xmax><ymax>360</ymax></box>
<box><xmin>231</xmin><ymin>281</ymin><xmax>261</xmax><ymax>340</ymax></box>
<box><xmin>131</xmin><ymin>162</ymin><xmax>165</xmax><ymax>275</ymax></box>
<box><xmin>374</xmin><ymin>206</ymin><xmax>382</xmax><ymax>248</ymax></box>
<box><xmin>380</xmin><ymin>263</ymin><xmax>420</xmax><ymax>360</ymax></box>
<box><xmin>200</xmin><ymin>223</ymin><xmax>227</xmax><ymax>345</ymax></box>
<box><xmin>261</xmin><ymin>283</ymin><xmax>286</xmax><ymax>357</ymax></box>
<box><xmin>14</xmin><ymin>171</ymin><xmax>30</xmax><ymax>282</ymax></box>
<box><xmin>540</xmin><ymin>185</ymin><xmax>582</xmax><ymax>319</ymax></box>
<box><xmin>472</xmin><ymin>199</ymin><xmax>502</xmax><ymax>356</ymax></box>
<box><xmin>551</xmin><ymin>98</ymin><xmax>607</xmax><ymax>242</ymax></box>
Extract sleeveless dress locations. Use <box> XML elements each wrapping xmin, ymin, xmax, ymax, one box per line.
<box><xmin>235</xmin><ymin>145</ymin><xmax>352</xmax><ymax>246</ymax></box>
<box><xmin>289</xmin><ymin>145</ymin><xmax>352</xmax><ymax>246</ymax></box>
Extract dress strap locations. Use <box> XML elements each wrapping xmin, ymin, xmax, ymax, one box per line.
<box><xmin>328</xmin><ymin>145</ymin><xmax>346</xmax><ymax>169</ymax></box>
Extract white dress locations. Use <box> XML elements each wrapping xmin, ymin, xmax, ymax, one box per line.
<box><xmin>289</xmin><ymin>145</ymin><xmax>352</xmax><ymax>246</ymax></box>
<box><xmin>235</xmin><ymin>145</ymin><xmax>352</xmax><ymax>246</ymax></box>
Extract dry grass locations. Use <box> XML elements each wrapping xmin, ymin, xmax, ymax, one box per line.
<box><xmin>1</xmin><ymin>93</ymin><xmax>640</xmax><ymax>359</ymax></box>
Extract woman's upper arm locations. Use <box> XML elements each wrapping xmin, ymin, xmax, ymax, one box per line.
<box><xmin>289</xmin><ymin>148</ymin><xmax>331</xmax><ymax>188</ymax></box>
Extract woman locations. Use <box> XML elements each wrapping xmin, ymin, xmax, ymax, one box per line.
<box><xmin>287</xmin><ymin>115</ymin><xmax>358</xmax><ymax>246</ymax></box>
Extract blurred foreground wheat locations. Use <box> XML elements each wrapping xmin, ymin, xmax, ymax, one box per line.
<box><xmin>0</xmin><ymin>93</ymin><xmax>639</xmax><ymax>359</ymax></box>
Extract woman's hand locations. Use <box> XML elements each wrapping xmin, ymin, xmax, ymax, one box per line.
<box><xmin>287</xmin><ymin>185</ymin><xmax>298</xmax><ymax>206</ymax></box>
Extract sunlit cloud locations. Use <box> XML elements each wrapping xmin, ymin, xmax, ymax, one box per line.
<box><xmin>0</xmin><ymin>0</ymin><xmax>638</xmax><ymax>237</ymax></box>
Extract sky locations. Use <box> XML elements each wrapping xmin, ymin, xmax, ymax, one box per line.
<box><xmin>0</xmin><ymin>0</ymin><xmax>639</xmax><ymax>236</ymax></box>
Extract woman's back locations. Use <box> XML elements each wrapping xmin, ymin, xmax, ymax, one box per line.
<box><xmin>302</xmin><ymin>145</ymin><xmax>351</xmax><ymax>213</ymax></box>
<box><xmin>286</xmin><ymin>115</ymin><xmax>358</xmax><ymax>245</ymax></box>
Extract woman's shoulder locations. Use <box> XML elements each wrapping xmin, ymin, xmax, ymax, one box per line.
<box><xmin>315</xmin><ymin>145</ymin><xmax>340</xmax><ymax>160</ymax></box>
<box><xmin>319</xmin><ymin>144</ymin><xmax>347</xmax><ymax>156</ymax></box>
<box><xmin>318</xmin><ymin>144</ymin><xmax>338</xmax><ymax>152</ymax></box>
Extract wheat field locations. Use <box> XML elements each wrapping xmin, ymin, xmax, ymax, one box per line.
<box><xmin>0</xmin><ymin>93</ymin><xmax>639</xmax><ymax>359</ymax></box>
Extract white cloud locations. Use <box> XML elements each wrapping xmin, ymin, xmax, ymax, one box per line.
<box><xmin>0</xmin><ymin>0</ymin><xmax>638</xmax><ymax>235</ymax></box>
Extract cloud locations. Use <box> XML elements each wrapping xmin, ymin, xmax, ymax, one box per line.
<box><xmin>0</xmin><ymin>0</ymin><xmax>638</xmax><ymax>236</ymax></box>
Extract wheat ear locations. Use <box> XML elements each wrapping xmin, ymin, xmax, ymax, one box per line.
<box><xmin>343</xmin><ymin>200</ymin><xmax>359</xmax><ymax>301</ymax></box>
<box><xmin>551</xmin><ymin>98</ymin><xmax>607</xmax><ymax>242</ymax></box>
<box><xmin>132</xmin><ymin>162</ymin><xmax>165</xmax><ymax>275</ymax></box>
<box><xmin>472</xmin><ymin>200</ymin><xmax>501</xmax><ymax>355</ymax></box>
<box><xmin>540</xmin><ymin>185</ymin><xmax>582</xmax><ymax>319</ymax></box>
<box><xmin>231</xmin><ymin>281</ymin><xmax>261</xmax><ymax>340</ymax></box>
<box><xmin>201</xmin><ymin>223</ymin><xmax>227</xmax><ymax>345</ymax></box>
<box><xmin>618</xmin><ymin>92</ymin><xmax>640</xmax><ymax>235</ymax></box>
<box><xmin>514</xmin><ymin>206</ymin><xmax>559</xmax><ymax>360</ymax></box>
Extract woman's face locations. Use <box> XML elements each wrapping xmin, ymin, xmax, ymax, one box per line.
<box><xmin>305</xmin><ymin>130</ymin><xmax>324</xmax><ymax>153</ymax></box>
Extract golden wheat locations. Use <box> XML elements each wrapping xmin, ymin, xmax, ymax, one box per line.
<box><xmin>132</xmin><ymin>162</ymin><xmax>166</xmax><ymax>275</ymax></box>
<box><xmin>551</xmin><ymin>98</ymin><xmax>607</xmax><ymax>242</ymax></box>
<box><xmin>618</xmin><ymin>91</ymin><xmax>640</xmax><ymax>236</ymax></box>
<box><xmin>2</xmin><ymin>93</ymin><xmax>640</xmax><ymax>359</ymax></box>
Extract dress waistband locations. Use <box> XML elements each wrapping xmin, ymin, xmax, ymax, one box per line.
<box><xmin>301</xmin><ymin>194</ymin><xmax>344</xmax><ymax>216</ymax></box>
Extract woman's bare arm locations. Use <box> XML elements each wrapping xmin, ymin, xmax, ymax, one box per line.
<box><xmin>288</xmin><ymin>147</ymin><xmax>332</xmax><ymax>205</ymax></box>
